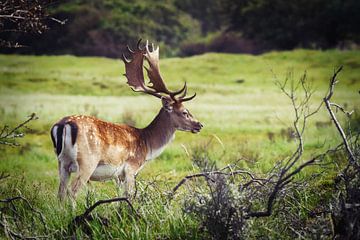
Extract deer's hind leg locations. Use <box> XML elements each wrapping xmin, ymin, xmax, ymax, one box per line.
<box><xmin>69</xmin><ymin>154</ymin><xmax>98</xmax><ymax>199</ymax></box>
<box><xmin>58</xmin><ymin>159</ymin><xmax>71</xmax><ymax>201</ymax></box>
<box><xmin>56</xmin><ymin>124</ymin><xmax>79</xmax><ymax>202</ymax></box>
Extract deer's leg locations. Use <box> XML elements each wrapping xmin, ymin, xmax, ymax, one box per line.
<box><xmin>58</xmin><ymin>160</ymin><xmax>71</xmax><ymax>202</ymax></box>
<box><xmin>69</xmin><ymin>162</ymin><xmax>97</xmax><ymax>199</ymax></box>
<box><xmin>114</xmin><ymin>175</ymin><xmax>125</xmax><ymax>197</ymax></box>
<box><xmin>124</xmin><ymin>164</ymin><xmax>137</xmax><ymax>198</ymax></box>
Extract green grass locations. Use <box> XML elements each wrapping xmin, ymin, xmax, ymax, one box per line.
<box><xmin>0</xmin><ymin>49</ymin><xmax>359</xmax><ymax>239</ymax></box>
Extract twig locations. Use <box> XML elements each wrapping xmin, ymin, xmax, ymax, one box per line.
<box><xmin>323</xmin><ymin>66</ymin><xmax>357</xmax><ymax>166</ymax></box>
<box><xmin>0</xmin><ymin>220</ymin><xmax>45</xmax><ymax>240</ymax></box>
<box><xmin>72</xmin><ymin>197</ymin><xmax>139</xmax><ymax>226</ymax></box>
<box><xmin>171</xmin><ymin>170</ymin><xmax>267</xmax><ymax>196</ymax></box>
<box><xmin>0</xmin><ymin>172</ymin><xmax>10</xmax><ymax>181</ymax></box>
<box><xmin>0</xmin><ymin>195</ymin><xmax>50</xmax><ymax>239</ymax></box>
<box><xmin>0</xmin><ymin>195</ymin><xmax>48</xmax><ymax>233</ymax></box>
<box><xmin>0</xmin><ymin>113</ymin><xmax>38</xmax><ymax>147</ymax></box>
<box><xmin>246</xmin><ymin>69</ymin><xmax>342</xmax><ymax>218</ymax></box>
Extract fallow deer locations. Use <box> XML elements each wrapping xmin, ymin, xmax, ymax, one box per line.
<box><xmin>50</xmin><ymin>40</ymin><xmax>203</xmax><ymax>201</ymax></box>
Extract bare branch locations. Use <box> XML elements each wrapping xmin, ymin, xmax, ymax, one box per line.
<box><xmin>72</xmin><ymin>197</ymin><xmax>139</xmax><ymax>227</ymax></box>
<box><xmin>171</xmin><ymin>169</ymin><xmax>268</xmax><ymax>197</ymax></box>
<box><xmin>0</xmin><ymin>113</ymin><xmax>38</xmax><ymax>147</ymax></box>
<box><xmin>323</xmin><ymin>66</ymin><xmax>357</xmax><ymax>166</ymax></box>
<box><xmin>0</xmin><ymin>195</ymin><xmax>49</xmax><ymax>239</ymax></box>
<box><xmin>0</xmin><ymin>1</ymin><xmax>66</xmax><ymax>48</ymax></box>
<box><xmin>329</xmin><ymin>103</ymin><xmax>354</xmax><ymax>116</ymax></box>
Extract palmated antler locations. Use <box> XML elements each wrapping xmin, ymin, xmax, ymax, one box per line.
<box><xmin>122</xmin><ymin>39</ymin><xmax>195</xmax><ymax>102</ymax></box>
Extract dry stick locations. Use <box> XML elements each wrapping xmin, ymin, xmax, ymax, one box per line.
<box><xmin>0</xmin><ymin>172</ymin><xmax>10</xmax><ymax>181</ymax></box>
<box><xmin>323</xmin><ymin>66</ymin><xmax>357</xmax><ymax>166</ymax></box>
<box><xmin>0</xmin><ymin>113</ymin><xmax>37</xmax><ymax>146</ymax></box>
<box><xmin>0</xmin><ymin>196</ymin><xmax>50</xmax><ymax>239</ymax></box>
<box><xmin>0</xmin><ymin>221</ymin><xmax>37</xmax><ymax>240</ymax></box>
<box><xmin>73</xmin><ymin>197</ymin><xmax>139</xmax><ymax>225</ymax></box>
<box><xmin>247</xmin><ymin>168</ymin><xmax>295</xmax><ymax>218</ymax></box>
<box><xmin>171</xmin><ymin>170</ymin><xmax>267</xmax><ymax>196</ymax></box>
<box><xmin>246</xmin><ymin>147</ymin><xmax>338</xmax><ymax>218</ymax></box>
<box><xmin>0</xmin><ymin>196</ymin><xmax>48</xmax><ymax>233</ymax></box>
<box><xmin>0</xmin><ymin>220</ymin><xmax>50</xmax><ymax>240</ymax></box>
<box><xmin>247</xmin><ymin>69</ymin><xmax>341</xmax><ymax>218</ymax></box>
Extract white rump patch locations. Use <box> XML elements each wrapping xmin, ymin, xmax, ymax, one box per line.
<box><xmin>52</xmin><ymin>125</ymin><xmax>58</xmax><ymax>147</ymax></box>
<box><xmin>58</xmin><ymin>124</ymin><xmax>78</xmax><ymax>172</ymax></box>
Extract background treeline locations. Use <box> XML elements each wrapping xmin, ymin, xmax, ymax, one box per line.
<box><xmin>1</xmin><ymin>0</ymin><xmax>359</xmax><ymax>57</ymax></box>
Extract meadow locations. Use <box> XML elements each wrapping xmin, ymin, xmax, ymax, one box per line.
<box><xmin>0</xmin><ymin>49</ymin><xmax>359</xmax><ymax>239</ymax></box>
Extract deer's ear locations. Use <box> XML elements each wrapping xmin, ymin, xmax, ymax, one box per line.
<box><xmin>161</xmin><ymin>97</ymin><xmax>173</xmax><ymax>112</ymax></box>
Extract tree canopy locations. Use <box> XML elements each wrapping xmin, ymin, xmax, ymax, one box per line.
<box><xmin>1</xmin><ymin>0</ymin><xmax>359</xmax><ymax>57</ymax></box>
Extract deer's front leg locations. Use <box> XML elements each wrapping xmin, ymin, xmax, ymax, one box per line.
<box><xmin>124</xmin><ymin>163</ymin><xmax>138</xmax><ymax>198</ymax></box>
<box><xmin>115</xmin><ymin>171</ymin><xmax>125</xmax><ymax>197</ymax></box>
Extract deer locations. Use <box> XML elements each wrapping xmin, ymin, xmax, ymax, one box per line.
<box><xmin>50</xmin><ymin>40</ymin><xmax>203</xmax><ymax>201</ymax></box>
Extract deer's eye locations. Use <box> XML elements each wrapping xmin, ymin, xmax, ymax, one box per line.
<box><xmin>182</xmin><ymin>111</ymin><xmax>189</xmax><ymax>117</ymax></box>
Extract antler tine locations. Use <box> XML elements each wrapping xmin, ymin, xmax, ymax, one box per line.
<box><xmin>144</xmin><ymin>41</ymin><xmax>170</xmax><ymax>94</ymax></box>
<box><xmin>170</xmin><ymin>82</ymin><xmax>187</xmax><ymax>99</ymax></box>
<box><xmin>145</xmin><ymin>40</ymin><xmax>150</xmax><ymax>53</ymax></box>
<box><xmin>136</xmin><ymin>38</ymin><xmax>143</xmax><ymax>50</ymax></box>
<box><xmin>123</xmin><ymin>39</ymin><xmax>196</xmax><ymax>102</ymax></box>
<box><xmin>123</xmin><ymin>39</ymin><xmax>164</xmax><ymax>99</ymax></box>
<box><xmin>126</xmin><ymin>45</ymin><xmax>134</xmax><ymax>54</ymax></box>
<box><xmin>122</xmin><ymin>53</ymin><xmax>131</xmax><ymax>63</ymax></box>
<box><xmin>130</xmin><ymin>86</ymin><xmax>162</xmax><ymax>98</ymax></box>
<box><xmin>179</xmin><ymin>92</ymin><xmax>196</xmax><ymax>102</ymax></box>
<box><xmin>178</xmin><ymin>82</ymin><xmax>188</xmax><ymax>99</ymax></box>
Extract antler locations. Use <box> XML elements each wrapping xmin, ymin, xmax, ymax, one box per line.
<box><xmin>143</xmin><ymin>42</ymin><xmax>168</xmax><ymax>94</ymax></box>
<box><xmin>122</xmin><ymin>40</ymin><xmax>161</xmax><ymax>98</ymax></box>
<box><xmin>122</xmin><ymin>39</ymin><xmax>196</xmax><ymax>102</ymax></box>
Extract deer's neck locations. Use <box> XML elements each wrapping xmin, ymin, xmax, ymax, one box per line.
<box><xmin>141</xmin><ymin>108</ymin><xmax>175</xmax><ymax>161</ymax></box>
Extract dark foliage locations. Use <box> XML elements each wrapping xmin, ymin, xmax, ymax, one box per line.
<box><xmin>0</xmin><ymin>0</ymin><xmax>64</xmax><ymax>48</ymax></box>
<box><xmin>1</xmin><ymin>0</ymin><xmax>200</xmax><ymax>57</ymax></box>
<box><xmin>2</xmin><ymin>0</ymin><xmax>359</xmax><ymax>57</ymax></box>
<box><xmin>177</xmin><ymin>0</ymin><xmax>360</xmax><ymax>52</ymax></box>
<box><xmin>180</xmin><ymin>32</ymin><xmax>261</xmax><ymax>56</ymax></box>
<box><xmin>222</xmin><ymin>0</ymin><xmax>360</xmax><ymax>49</ymax></box>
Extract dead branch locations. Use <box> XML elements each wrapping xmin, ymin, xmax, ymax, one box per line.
<box><xmin>72</xmin><ymin>197</ymin><xmax>139</xmax><ymax>227</ymax></box>
<box><xmin>322</xmin><ymin>66</ymin><xmax>360</xmax><ymax>239</ymax></box>
<box><xmin>0</xmin><ymin>195</ymin><xmax>49</xmax><ymax>239</ymax></box>
<box><xmin>244</xmin><ymin>70</ymin><xmax>327</xmax><ymax>218</ymax></box>
<box><xmin>323</xmin><ymin>66</ymin><xmax>357</xmax><ymax>166</ymax></box>
<box><xmin>0</xmin><ymin>220</ymin><xmax>50</xmax><ymax>240</ymax></box>
<box><xmin>0</xmin><ymin>113</ymin><xmax>38</xmax><ymax>147</ymax></box>
<box><xmin>171</xmin><ymin>169</ymin><xmax>268</xmax><ymax>196</ymax></box>
<box><xmin>247</xmin><ymin>144</ymin><xmax>342</xmax><ymax>218</ymax></box>
<box><xmin>0</xmin><ymin>0</ymin><xmax>65</xmax><ymax>48</ymax></box>
<box><xmin>0</xmin><ymin>172</ymin><xmax>10</xmax><ymax>181</ymax></box>
<box><xmin>0</xmin><ymin>195</ymin><xmax>48</xmax><ymax>232</ymax></box>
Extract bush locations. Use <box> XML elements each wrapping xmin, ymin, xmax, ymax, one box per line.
<box><xmin>179</xmin><ymin>32</ymin><xmax>261</xmax><ymax>56</ymax></box>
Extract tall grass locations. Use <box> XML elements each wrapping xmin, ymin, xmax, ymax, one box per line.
<box><xmin>0</xmin><ymin>50</ymin><xmax>359</xmax><ymax>238</ymax></box>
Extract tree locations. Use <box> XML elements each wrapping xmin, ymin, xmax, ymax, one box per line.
<box><xmin>0</xmin><ymin>0</ymin><xmax>65</xmax><ymax>48</ymax></box>
<box><xmin>225</xmin><ymin>0</ymin><xmax>360</xmax><ymax>49</ymax></box>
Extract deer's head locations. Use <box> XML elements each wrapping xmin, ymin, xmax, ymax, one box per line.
<box><xmin>122</xmin><ymin>40</ymin><xmax>203</xmax><ymax>134</ymax></box>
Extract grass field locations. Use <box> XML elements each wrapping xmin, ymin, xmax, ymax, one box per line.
<box><xmin>0</xmin><ymin>49</ymin><xmax>359</xmax><ymax>239</ymax></box>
